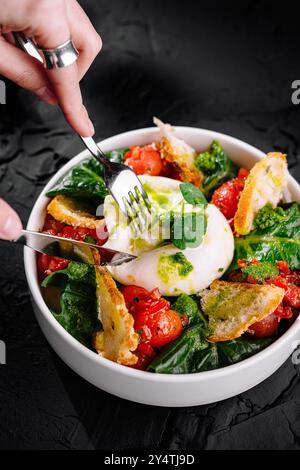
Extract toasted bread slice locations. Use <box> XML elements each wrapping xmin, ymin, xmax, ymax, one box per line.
<box><xmin>234</xmin><ymin>152</ymin><xmax>287</xmax><ymax>235</ymax></box>
<box><xmin>200</xmin><ymin>280</ymin><xmax>284</xmax><ymax>342</ymax></box>
<box><xmin>94</xmin><ymin>266</ymin><xmax>138</xmax><ymax>365</ymax></box>
<box><xmin>47</xmin><ymin>195</ymin><xmax>104</xmax><ymax>230</ymax></box>
<box><xmin>154</xmin><ymin>117</ymin><xmax>203</xmax><ymax>187</ymax></box>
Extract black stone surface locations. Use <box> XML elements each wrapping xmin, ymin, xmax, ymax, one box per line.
<box><xmin>0</xmin><ymin>0</ymin><xmax>300</xmax><ymax>450</ymax></box>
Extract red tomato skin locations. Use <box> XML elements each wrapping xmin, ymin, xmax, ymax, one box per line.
<box><xmin>248</xmin><ymin>314</ymin><xmax>280</xmax><ymax>338</ymax></box>
<box><xmin>43</xmin><ymin>214</ymin><xmax>65</xmax><ymax>233</ymax></box>
<box><xmin>124</xmin><ymin>144</ymin><xmax>163</xmax><ymax>176</ymax></box>
<box><xmin>212</xmin><ymin>177</ymin><xmax>245</xmax><ymax>220</ymax></box>
<box><xmin>277</xmin><ymin>260</ymin><xmax>290</xmax><ymax>275</ymax></box>
<box><xmin>237</xmin><ymin>168</ymin><xmax>249</xmax><ymax>179</ymax></box>
<box><xmin>37</xmin><ymin>253</ymin><xmax>69</xmax><ymax>278</ymax></box>
<box><xmin>267</xmin><ymin>276</ymin><xmax>300</xmax><ymax>308</ymax></box>
<box><xmin>37</xmin><ymin>253</ymin><xmax>52</xmax><ymax>276</ymax></box>
<box><xmin>39</xmin><ymin>215</ymin><xmax>109</xmax><ymax>277</ymax></box>
<box><xmin>122</xmin><ymin>285</ymin><xmax>169</xmax><ymax>316</ymax></box>
<box><xmin>135</xmin><ymin>309</ymin><xmax>183</xmax><ymax>349</ymax></box>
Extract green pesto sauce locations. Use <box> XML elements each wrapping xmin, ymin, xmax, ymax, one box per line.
<box><xmin>203</xmin><ymin>286</ymin><xmax>259</xmax><ymax>321</ymax></box>
<box><xmin>143</xmin><ymin>183</ymin><xmax>171</xmax><ymax>206</ymax></box>
<box><xmin>242</xmin><ymin>261</ymin><xmax>279</xmax><ymax>282</ymax></box>
<box><xmin>158</xmin><ymin>252</ymin><xmax>193</xmax><ymax>284</ymax></box>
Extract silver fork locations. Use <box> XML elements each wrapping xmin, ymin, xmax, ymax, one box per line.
<box><xmin>13</xmin><ymin>32</ymin><xmax>151</xmax><ymax>229</ymax></box>
<box><xmin>80</xmin><ymin>137</ymin><xmax>151</xmax><ymax>224</ymax></box>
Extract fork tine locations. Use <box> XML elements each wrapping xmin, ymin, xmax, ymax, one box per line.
<box><xmin>133</xmin><ymin>186</ymin><xmax>151</xmax><ymax>230</ymax></box>
<box><xmin>129</xmin><ymin>191</ymin><xmax>147</xmax><ymax>232</ymax></box>
<box><xmin>123</xmin><ymin>195</ymin><xmax>141</xmax><ymax>235</ymax></box>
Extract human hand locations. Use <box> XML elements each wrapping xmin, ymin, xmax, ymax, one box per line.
<box><xmin>0</xmin><ymin>0</ymin><xmax>102</xmax><ymax>136</ymax></box>
<box><xmin>0</xmin><ymin>199</ymin><xmax>23</xmax><ymax>240</ymax></box>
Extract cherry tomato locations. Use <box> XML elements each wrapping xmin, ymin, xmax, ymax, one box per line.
<box><xmin>273</xmin><ymin>303</ymin><xmax>293</xmax><ymax>320</ymax></box>
<box><xmin>43</xmin><ymin>214</ymin><xmax>65</xmax><ymax>234</ymax></box>
<box><xmin>135</xmin><ymin>309</ymin><xmax>182</xmax><ymax>349</ymax></box>
<box><xmin>277</xmin><ymin>260</ymin><xmax>290</xmax><ymax>275</ymax></box>
<box><xmin>37</xmin><ymin>253</ymin><xmax>69</xmax><ymax>277</ymax></box>
<box><xmin>122</xmin><ymin>285</ymin><xmax>168</xmax><ymax>315</ymax></box>
<box><xmin>37</xmin><ymin>253</ymin><xmax>52</xmax><ymax>276</ymax></box>
<box><xmin>267</xmin><ymin>276</ymin><xmax>300</xmax><ymax>308</ymax></box>
<box><xmin>248</xmin><ymin>314</ymin><xmax>279</xmax><ymax>338</ymax></box>
<box><xmin>124</xmin><ymin>144</ymin><xmax>163</xmax><ymax>176</ymax></box>
<box><xmin>47</xmin><ymin>257</ymin><xmax>69</xmax><ymax>275</ymax></box>
<box><xmin>212</xmin><ymin>177</ymin><xmax>245</xmax><ymax>220</ymax></box>
<box><xmin>131</xmin><ymin>343</ymin><xmax>156</xmax><ymax>370</ymax></box>
<box><xmin>237</xmin><ymin>168</ymin><xmax>249</xmax><ymax>179</ymax></box>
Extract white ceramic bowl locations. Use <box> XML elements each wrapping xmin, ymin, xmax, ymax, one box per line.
<box><xmin>24</xmin><ymin>126</ymin><xmax>300</xmax><ymax>407</ymax></box>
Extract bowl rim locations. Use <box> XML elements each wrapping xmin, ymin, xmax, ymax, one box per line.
<box><xmin>24</xmin><ymin>125</ymin><xmax>300</xmax><ymax>383</ymax></box>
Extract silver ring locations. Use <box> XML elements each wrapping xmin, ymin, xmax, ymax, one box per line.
<box><xmin>39</xmin><ymin>38</ymin><xmax>79</xmax><ymax>70</ymax></box>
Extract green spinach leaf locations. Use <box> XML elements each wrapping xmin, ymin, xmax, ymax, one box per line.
<box><xmin>230</xmin><ymin>202</ymin><xmax>300</xmax><ymax>271</ymax></box>
<box><xmin>42</xmin><ymin>262</ymin><xmax>99</xmax><ymax>347</ymax></box>
<box><xmin>148</xmin><ymin>324</ymin><xmax>211</xmax><ymax>374</ymax></box>
<box><xmin>172</xmin><ymin>294</ymin><xmax>207</xmax><ymax>326</ymax></box>
<box><xmin>148</xmin><ymin>320</ymin><xmax>274</xmax><ymax>374</ymax></box>
<box><xmin>218</xmin><ymin>337</ymin><xmax>274</xmax><ymax>364</ymax></box>
<box><xmin>46</xmin><ymin>147</ymin><xmax>128</xmax><ymax>202</ymax></box>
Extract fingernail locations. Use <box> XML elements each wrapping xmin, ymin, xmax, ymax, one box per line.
<box><xmin>35</xmin><ymin>86</ymin><xmax>57</xmax><ymax>105</ymax></box>
<box><xmin>82</xmin><ymin>105</ymin><xmax>95</xmax><ymax>136</ymax></box>
<box><xmin>0</xmin><ymin>199</ymin><xmax>23</xmax><ymax>240</ymax></box>
<box><xmin>87</xmin><ymin>118</ymin><xmax>95</xmax><ymax>136</ymax></box>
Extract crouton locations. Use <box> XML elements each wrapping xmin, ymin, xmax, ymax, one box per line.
<box><xmin>154</xmin><ymin>117</ymin><xmax>203</xmax><ymax>187</ymax></box>
<box><xmin>94</xmin><ymin>266</ymin><xmax>138</xmax><ymax>366</ymax></box>
<box><xmin>234</xmin><ymin>153</ymin><xmax>287</xmax><ymax>235</ymax></box>
<box><xmin>47</xmin><ymin>195</ymin><xmax>105</xmax><ymax>230</ymax></box>
<box><xmin>200</xmin><ymin>280</ymin><xmax>284</xmax><ymax>342</ymax></box>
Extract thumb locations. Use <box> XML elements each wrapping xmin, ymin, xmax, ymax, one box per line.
<box><xmin>0</xmin><ymin>199</ymin><xmax>23</xmax><ymax>240</ymax></box>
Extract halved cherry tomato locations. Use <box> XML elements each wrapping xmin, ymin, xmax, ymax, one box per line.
<box><xmin>266</xmin><ymin>276</ymin><xmax>300</xmax><ymax>308</ymax></box>
<box><xmin>212</xmin><ymin>177</ymin><xmax>245</xmax><ymax>220</ymax></box>
<box><xmin>37</xmin><ymin>253</ymin><xmax>69</xmax><ymax>277</ymax></box>
<box><xmin>43</xmin><ymin>214</ymin><xmax>65</xmax><ymax>234</ymax></box>
<box><xmin>248</xmin><ymin>314</ymin><xmax>279</xmax><ymax>338</ymax></box>
<box><xmin>38</xmin><ymin>216</ymin><xmax>108</xmax><ymax>278</ymax></box>
<box><xmin>135</xmin><ymin>308</ymin><xmax>183</xmax><ymax>349</ymax></box>
<box><xmin>237</xmin><ymin>168</ymin><xmax>249</xmax><ymax>179</ymax></box>
<box><xmin>273</xmin><ymin>303</ymin><xmax>293</xmax><ymax>320</ymax></box>
<box><xmin>277</xmin><ymin>260</ymin><xmax>291</xmax><ymax>275</ymax></box>
<box><xmin>124</xmin><ymin>144</ymin><xmax>163</xmax><ymax>176</ymax></box>
<box><xmin>122</xmin><ymin>285</ymin><xmax>168</xmax><ymax>315</ymax></box>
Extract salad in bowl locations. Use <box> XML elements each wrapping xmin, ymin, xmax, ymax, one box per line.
<box><xmin>35</xmin><ymin>118</ymin><xmax>300</xmax><ymax>377</ymax></box>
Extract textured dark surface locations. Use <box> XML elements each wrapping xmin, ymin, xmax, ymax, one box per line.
<box><xmin>0</xmin><ymin>0</ymin><xmax>300</xmax><ymax>450</ymax></box>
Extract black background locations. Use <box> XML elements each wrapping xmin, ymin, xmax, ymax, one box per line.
<box><xmin>0</xmin><ymin>0</ymin><xmax>300</xmax><ymax>450</ymax></box>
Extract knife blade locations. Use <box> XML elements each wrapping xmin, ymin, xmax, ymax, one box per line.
<box><xmin>14</xmin><ymin>229</ymin><xmax>137</xmax><ymax>266</ymax></box>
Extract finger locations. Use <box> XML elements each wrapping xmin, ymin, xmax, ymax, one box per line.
<box><xmin>0</xmin><ymin>38</ymin><xmax>57</xmax><ymax>104</ymax></box>
<box><xmin>66</xmin><ymin>0</ymin><xmax>102</xmax><ymax>80</ymax></box>
<box><xmin>32</xmin><ymin>8</ymin><xmax>94</xmax><ymax>136</ymax></box>
<box><xmin>47</xmin><ymin>63</ymin><xmax>94</xmax><ymax>136</ymax></box>
<box><xmin>0</xmin><ymin>199</ymin><xmax>23</xmax><ymax>240</ymax></box>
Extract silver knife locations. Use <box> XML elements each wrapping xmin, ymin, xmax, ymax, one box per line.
<box><xmin>11</xmin><ymin>229</ymin><xmax>137</xmax><ymax>266</ymax></box>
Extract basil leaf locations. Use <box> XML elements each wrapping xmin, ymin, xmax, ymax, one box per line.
<box><xmin>172</xmin><ymin>211</ymin><xmax>207</xmax><ymax>249</ymax></box>
<box><xmin>230</xmin><ymin>203</ymin><xmax>300</xmax><ymax>271</ymax></box>
<box><xmin>180</xmin><ymin>182</ymin><xmax>207</xmax><ymax>206</ymax></box>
